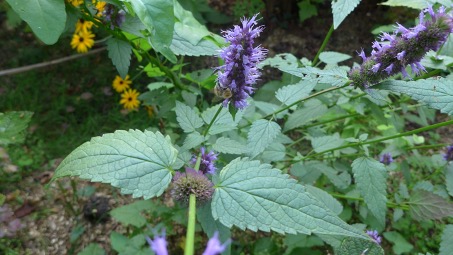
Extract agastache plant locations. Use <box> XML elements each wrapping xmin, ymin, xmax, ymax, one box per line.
<box><xmin>190</xmin><ymin>147</ymin><xmax>218</xmax><ymax>175</ymax></box>
<box><xmin>216</xmin><ymin>14</ymin><xmax>267</xmax><ymax>109</ymax></box>
<box><xmin>348</xmin><ymin>6</ymin><xmax>453</xmax><ymax>88</ymax></box>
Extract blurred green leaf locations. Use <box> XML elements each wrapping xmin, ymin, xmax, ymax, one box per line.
<box><xmin>337</xmin><ymin>237</ymin><xmax>384</xmax><ymax>255</ymax></box>
<box><xmin>440</xmin><ymin>224</ymin><xmax>453</xmax><ymax>255</ymax></box>
<box><xmin>409</xmin><ymin>189</ymin><xmax>453</xmax><ymax>221</ymax></box>
<box><xmin>332</xmin><ymin>0</ymin><xmax>361</xmax><ymax>29</ymax></box>
<box><xmin>247</xmin><ymin>120</ymin><xmax>281</xmax><ymax>158</ymax></box>
<box><xmin>319</xmin><ymin>51</ymin><xmax>351</xmax><ymax>64</ymax></box>
<box><xmin>0</xmin><ymin>111</ymin><xmax>33</xmax><ymax>145</ymax></box>
<box><xmin>383</xmin><ymin>231</ymin><xmax>414</xmax><ymax>254</ymax></box>
<box><xmin>107</xmin><ymin>38</ymin><xmax>132</xmax><ymax>79</ymax></box>
<box><xmin>110</xmin><ymin>200</ymin><xmax>153</xmax><ymax>227</ymax></box>
<box><xmin>77</xmin><ymin>243</ymin><xmax>105</xmax><ymax>255</ymax></box>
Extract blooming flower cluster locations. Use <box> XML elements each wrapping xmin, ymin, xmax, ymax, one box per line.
<box><xmin>191</xmin><ymin>147</ymin><xmax>218</xmax><ymax>175</ymax></box>
<box><xmin>379</xmin><ymin>152</ymin><xmax>394</xmax><ymax>165</ymax></box>
<box><xmin>366</xmin><ymin>230</ymin><xmax>382</xmax><ymax>245</ymax></box>
<box><xmin>348</xmin><ymin>6</ymin><xmax>453</xmax><ymax>88</ymax></box>
<box><xmin>443</xmin><ymin>144</ymin><xmax>453</xmax><ymax>161</ymax></box>
<box><xmin>146</xmin><ymin>230</ymin><xmax>230</xmax><ymax>255</ymax></box>
<box><xmin>170</xmin><ymin>168</ymin><xmax>214</xmax><ymax>205</ymax></box>
<box><xmin>216</xmin><ymin>14</ymin><xmax>267</xmax><ymax>109</ymax></box>
<box><xmin>102</xmin><ymin>4</ymin><xmax>126</xmax><ymax>29</ymax></box>
<box><xmin>111</xmin><ymin>75</ymin><xmax>141</xmax><ymax>110</ymax></box>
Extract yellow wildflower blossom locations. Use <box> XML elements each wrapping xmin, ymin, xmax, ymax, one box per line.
<box><xmin>93</xmin><ymin>1</ymin><xmax>107</xmax><ymax>17</ymax></box>
<box><xmin>112</xmin><ymin>75</ymin><xmax>132</xmax><ymax>93</ymax></box>
<box><xmin>70</xmin><ymin>31</ymin><xmax>95</xmax><ymax>53</ymax></box>
<box><xmin>120</xmin><ymin>89</ymin><xmax>141</xmax><ymax>110</ymax></box>
<box><xmin>75</xmin><ymin>19</ymin><xmax>94</xmax><ymax>33</ymax></box>
<box><xmin>68</xmin><ymin>0</ymin><xmax>84</xmax><ymax>7</ymax></box>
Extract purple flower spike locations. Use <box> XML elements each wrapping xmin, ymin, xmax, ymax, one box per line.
<box><xmin>146</xmin><ymin>230</ymin><xmax>168</xmax><ymax>255</ymax></box>
<box><xmin>443</xmin><ymin>145</ymin><xmax>453</xmax><ymax>161</ymax></box>
<box><xmin>216</xmin><ymin>14</ymin><xmax>267</xmax><ymax>109</ymax></box>
<box><xmin>348</xmin><ymin>6</ymin><xmax>453</xmax><ymax>88</ymax></box>
<box><xmin>379</xmin><ymin>152</ymin><xmax>394</xmax><ymax>166</ymax></box>
<box><xmin>202</xmin><ymin>231</ymin><xmax>231</xmax><ymax>255</ymax></box>
<box><xmin>366</xmin><ymin>230</ymin><xmax>382</xmax><ymax>245</ymax></box>
<box><xmin>191</xmin><ymin>147</ymin><xmax>218</xmax><ymax>175</ymax></box>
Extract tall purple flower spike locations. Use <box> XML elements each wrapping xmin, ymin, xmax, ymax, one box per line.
<box><xmin>191</xmin><ymin>147</ymin><xmax>218</xmax><ymax>175</ymax></box>
<box><xmin>443</xmin><ymin>144</ymin><xmax>453</xmax><ymax>161</ymax></box>
<box><xmin>348</xmin><ymin>6</ymin><xmax>453</xmax><ymax>88</ymax></box>
<box><xmin>146</xmin><ymin>230</ymin><xmax>168</xmax><ymax>255</ymax></box>
<box><xmin>216</xmin><ymin>14</ymin><xmax>267</xmax><ymax>109</ymax></box>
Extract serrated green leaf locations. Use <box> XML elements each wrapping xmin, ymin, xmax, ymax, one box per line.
<box><xmin>446</xmin><ymin>163</ymin><xmax>453</xmax><ymax>197</ymax></box>
<box><xmin>147</xmin><ymin>82</ymin><xmax>174</xmax><ymax>91</ymax></box>
<box><xmin>110</xmin><ymin>200</ymin><xmax>153</xmax><ymax>227</ymax></box>
<box><xmin>275</xmin><ymin>80</ymin><xmax>317</xmax><ymax>106</ymax></box>
<box><xmin>311</xmin><ymin>133</ymin><xmax>344</xmax><ymax>153</ymax></box>
<box><xmin>182</xmin><ymin>132</ymin><xmax>205</xmax><ymax>150</ymax></box>
<box><xmin>261</xmin><ymin>143</ymin><xmax>286</xmax><ymax>162</ymax></box>
<box><xmin>247</xmin><ymin>120</ymin><xmax>281</xmax><ymax>158</ymax></box>
<box><xmin>380</xmin><ymin>0</ymin><xmax>428</xmax><ymax>9</ymax></box>
<box><xmin>352</xmin><ymin>157</ymin><xmax>387</xmax><ymax>226</ymax></box>
<box><xmin>197</xmin><ymin>203</ymin><xmax>231</xmax><ymax>255</ymax></box>
<box><xmin>331</xmin><ymin>0</ymin><xmax>361</xmax><ymax>29</ymax></box>
<box><xmin>201</xmin><ymin>104</ymin><xmax>236</xmax><ymax>135</ymax></box>
<box><xmin>6</xmin><ymin>0</ymin><xmax>66</xmax><ymax>44</ymax></box>
<box><xmin>175</xmin><ymin>101</ymin><xmax>204</xmax><ymax>133</ymax></box>
<box><xmin>213</xmin><ymin>137</ymin><xmax>246</xmax><ymax>155</ymax></box>
<box><xmin>53</xmin><ymin>130</ymin><xmax>177</xmax><ymax>199</ymax></box>
<box><xmin>78</xmin><ymin>243</ymin><xmax>105</xmax><ymax>255</ymax></box>
<box><xmin>319</xmin><ymin>51</ymin><xmax>351</xmax><ymax>64</ymax></box>
<box><xmin>284</xmin><ymin>99</ymin><xmax>328</xmax><ymax>131</ymax></box>
<box><xmin>383</xmin><ymin>231</ymin><xmax>414</xmax><ymax>254</ymax></box>
<box><xmin>337</xmin><ymin>237</ymin><xmax>384</xmax><ymax>255</ymax></box>
<box><xmin>129</xmin><ymin>0</ymin><xmax>175</xmax><ymax>62</ymax></box>
<box><xmin>376</xmin><ymin>78</ymin><xmax>453</xmax><ymax>116</ymax></box>
<box><xmin>306</xmin><ymin>185</ymin><xmax>343</xmax><ymax>215</ymax></box>
<box><xmin>290</xmin><ymin>162</ymin><xmax>322</xmax><ymax>184</ymax></box>
<box><xmin>107</xmin><ymin>38</ymin><xmax>132</xmax><ymax>79</ymax></box>
<box><xmin>300</xmin><ymin>67</ymin><xmax>349</xmax><ymax>86</ymax></box>
<box><xmin>440</xmin><ymin>225</ymin><xmax>453</xmax><ymax>255</ymax></box>
<box><xmin>171</xmin><ymin>30</ymin><xmax>220</xmax><ymax>56</ymax></box>
<box><xmin>212</xmin><ymin>158</ymin><xmax>366</xmax><ymax>238</ymax></box>
<box><xmin>408</xmin><ymin>189</ymin><xmax>453</xmax><ymax>221</ymax></box>
<box><xmin>0</xmin><ymin>111</ymin><xmax>33</xmax><ymax>145</ymax></box>
<box><xmin>259</xmin><ymin>53</ymin><xmax>299</xmax><ymax>71</ymax></box>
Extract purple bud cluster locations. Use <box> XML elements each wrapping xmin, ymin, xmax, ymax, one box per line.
<box><xmin>103</xmin><ymin>4</ymin><xmax>125</xmax><ymax>29</ymax></box>
<box><xmin>348</xmin><ymin>6</ymin><xmax>453</xmax><ymax>88</ymax></box>
<box><xmin>191</xmin><ymin>147</ymin><xmax>218</xmax><ymax>175</ymax></box>
<box><xmin>146</xmin><ymin>230</ymin><xmax>230</xmax><ymax>255</ymax></box>
<box><xmin>366</xmin><ymin>230</ymin><xmax>382</xmax><ymax>245</ymax></box>
<box><xmin>443</xmin><ymin>144</ymin><xmax>453</xmax><ymax>161</ymax></box>
<box><xmin>170</xmin><ymin>168</ymin><xmax>214</xmax><ymax>205</ymax></box>
<box><xmin>216</xmin><ymin>14</ymin><xmax>267</xmax><ymax>109</ymax></box>
<box><xmin>379</xmin><ymin>152</ymin><xmax>394</xmax><ymax>165</ymax></box>
<box><xmin>0</xmin><ymin>204</ymin><xmax>23</xmax><ymax>238</ymax></box>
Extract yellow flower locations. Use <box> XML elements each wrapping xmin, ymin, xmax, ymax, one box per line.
<box><xmin>112</xmin><ymin>75</ymin><xmax>132</xmax><ymax>93</ymax></box>
<box><xmin>75</xmin><ymin>19</ymin><xmax>94</xmax><ymax>33</ymax></box>
<box><xmin>71</xmin><ymin>31</ymin><xmax>95</xmax><ymax>53</ymax></box>
<box><xmin>120</xmin><ymin>89</ymin><xmax>141</xmax><ymax>110</ymax></box>
<box><xmin>93</xmin><ymin>1</ymin><xmax>106</xmax><ymax>17</ymax></box>
<box><xmin>68</xmin><ymin>0</ymin><xmax>83</xmax><ymax>7</ymax></box>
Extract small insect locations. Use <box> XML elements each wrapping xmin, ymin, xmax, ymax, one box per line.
<box><xmin>213</xmin><ymin>85</ymin><xmax>233</xmax><ymax>99</ymax></box>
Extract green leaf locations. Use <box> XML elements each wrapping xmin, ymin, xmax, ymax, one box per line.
<box><xmin>107</xmin><ymin>38</ymin><xmax>132</xmax><ymax>79</ymax></box>
<box><xmin>284</xmin><ymin>99</ymin><xmax>328</xmax><ymax>131</ymax></box>
<box><xmin>201</xmin><ymin>104</ymin><xmax>236</xmax><ymax>135</ymax></box>
<box><xmin>383</xmin><ymin>231</ymin><xmax>414</xmax><ymax>254</ymax></box>
<box><xmin>306</xmin><ymin>185</ymin><xmax>343</xmax><ymax>215</ymax></box>
<box><xmin>212</xmin><ymin>158</ymin><xmax>366</xmax><ymax>238</ymax></box>
<box><xmin>78</xmin><ymin>243</ymin><xmax>105</xmax><ymax>255</ymax></box>
<box><xmin>53</xmin><ymin>130</ymin><xmax>177</xmax><ymax>199</ymax></box>
<box><xmin>275</xmin><ymin>80</ymin><xmax>317</xmax><ymax>106</ymax></box>
<box><xmin>171</xmin><ymin>32</ymin><xmax>220</xmax><ymax>56</ymax></box>
<box><xmin>5</xmin><ymin>0</ymin><xmax>66</xmax><ymax>44</ymax></box>
<box><xmin>198</xmin><ymin>203</ymin><xmax>231</xmax><ymax>255</ymax></box>
<box><xmin>301</xmin><ymin>67</ymin><xmax>349</xmax><ymax>86</ymax></box>
<box><xmin>213</xmin><ymin>137</ymin><xmax>246</xmax><ymax>155</ymax></box>
<box><xmin>376</xmin><ymin>78</ymin><xmax>453</xmax><ymax>116</ymax></box>
<box><xmin>380</xmin><ymin>0</ymin><xmax>428</xmax><ymax>9</ymax></box>
<box><xmin>182</xmin><ymin>132</ymin><xmax>205</xmax><ymax>150</ymax></box>
<box><xmin>290</xmin><ymin>162</ymin><xmax>322</xmax><ymax>184</ymax></box>
<box><xmin>319</xmin><ymin>51</ymin><xmax>351</xmax><ymax>64</ymax></box>
<box><xmin>175</xmin><ymin>101</ymin><xmax>204</xmax><ymax>133</ymax></box>
<box><xmin>259</xmin><ymin>53</ymin><xmax>299</xmax><ymax>71</ymax></box>
<box><xmin>261</xmin><ymin>143</ymin><xmax>286</xmax><ymax>163</ymax></box>
<box><xmin>247</xmin><ymin>120</ymin><xmax>281</xmax><ymax>158</ymax></box>
<box><xmin>446</xmin><ymin>163</ymin><xmax>453</xmax><ymax>197</ymax></box>
<box><xmin>440</xmin><ymin>225</ymin><xmax>453</xmax><ymax>255</ymax></box>
<box><xmin>408</xmin><ymin>189</ymin><xmax>453</xmax><ymax>221</ymax></box>
<box><xmin>110</xmin><ymin>232</ymin><xmax>128</xmax><ymax>253</ymax></box>
<box><xmin>298</xmin><ymin>0</ymin><xmax>318</xmax><ymax>22</ymax></box>
<box><xmin>352</xmin><ymin>157</ymin><xmax>387</xmax><ymax>226</ymax></box>
<box><xmin>337</xmin><ymin>237</ymin><xmax>384</xmax><ymax>255</ymax></box>
<box><xmin>331</xmin><ymin>0</ymin><xmax>361</xmax><ymax>29</ymax></box>
<box><xmin>0</xmin><ymin>111</ymin><xmax>33</xmax><ymax>145</ymax></box>
<box><xmin>129</xmin><ymin>0</ymin><xmax>175</xmax><ymax>61</ymax></box>
<box><xmin>311</xmin><ymin>133</ymin><xmax>344</xmax><ymax>153</ymax></box>
<box><xmin>147</xmin><ymin>82</ymin><xmax>174</xmax><ymax>91</ymax></box>
<box><xmin>110</xmin><ymin>200</ymin><xmax>153</xmax><ymax>227</ymax></box>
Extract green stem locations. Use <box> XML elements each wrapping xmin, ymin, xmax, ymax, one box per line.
<box><xmin>330</xmin><ymin>193</ymin><xmax>409</xmax><ymax>210</ymax></box>
<box><xmin>303</xmin><ymin>119</ymin><xmax>453</xmax><ymax>160</ymax></box>
<box><xmin>312</xmin><ymin>25</ymin><xmax>334</xmax><ymax>66</ymax></box>
<box><xmin>184</xmin><ymin>194</ymin><xmax>197</xmax><ymax>255</ymax></box>
<box><xmin>203</xmin><ymin>105</ymin><xmax>223</xmax><ymax>136</ymax></box>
